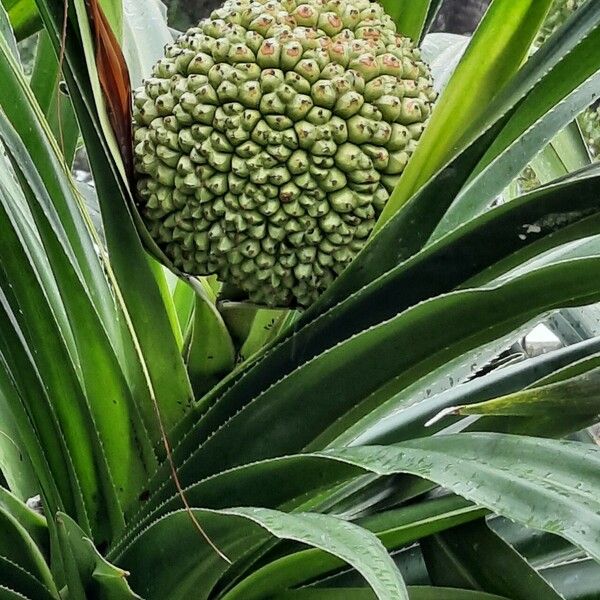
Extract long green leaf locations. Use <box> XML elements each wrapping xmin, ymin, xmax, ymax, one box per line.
<box><xmin>161</xmin><ymin>250</ymin><xmax>600</xmax><ymax>496</ymax></box>
<box><xmin>224</xmin><ymin>508</ymin><xmax>408</xmax><ymax>600</ymax></box>
<box><xmin>274</xmin><ymin>589</ymin><xmax>510</xmax><ymax>600</ymax></box>
<box><xmin>376</xmin><ymin>0</ymin><xmax>553</xmax><ymax>227</ymax></box>
<box><xmin>0</xmin><ymin>506</ymin><xmax>55</xmax><ymax>594</ymax></box>
<box><xmin>0</xmin><ymin>0</ymin><xmax>18</xmax><ymax>58</ymax></box>
<box><xmin>30</xmin><ymin>31</ymin><xmax>79</xmax><ymax>165</ymax></box>
<box><xmin>341</xmin><ymin>335</ymin><xmax>600</xmax><ymax>448</ymax></box>
<box><xmin>323</xmin><ymin>436</ymin><xmax>600</xmax><ymax>562</ymax></box>
<box><xmin>443</xmin><ymin>364</ymin><xmax>600</xmax><ymax>419</ymax></box>
<box><xmin>434</xmin><ymin>13</ymin><xmax>600</xmax><ymax>237</ymax></box>
<box><xmin>421</xmin><ymin>520</ymin><xmax>563</xmax><ymax>599</ymax></box>
<box><xmin>2</xmin><ymin>0</ymin><xmax>39</xmax><ymax>40</ymax></box>
<box><xmin>32</xmin><ymin>0</ymin><xmax>195</xmax><ymax>439</ymax></box>
<box><xmin>380</xmin><ymin>0</ymin><xmax>432</xmax><ymax>42</ymax></box>
<box><xmin>118</xmin><ymin>508</ymin><xmax>407</xmax><ymax>600</ymax></box>
<box><xmin>0</xmin><ymin>556</ymin><xmax>56</xmax><ymax>600</ymax></box>
<box><xmin>118</xmin><ymin>436</ymin><xmax>600</xmax><ymax>597</ymax></box>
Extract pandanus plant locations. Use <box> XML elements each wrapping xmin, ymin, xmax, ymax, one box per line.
<box><xmin>0</xmin><ymin>0</ymin><xmax>600</xmax><ymax>598</ymax></box>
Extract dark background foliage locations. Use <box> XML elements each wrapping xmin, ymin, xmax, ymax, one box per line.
<box><xmin>431</xmin><ymin>0</ymin><xmax>491</xmax><ymax>34</ymax></box>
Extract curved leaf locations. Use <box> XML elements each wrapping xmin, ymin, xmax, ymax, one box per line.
<box><xmin>343</xmin><ymin>335</ymin><xmax>600</xmax><ymax>447</ymax></box>
<box><xmin>118</xmin><ymin>508</ymin><xmax>407</xmax><ymax>600</ymax></box>
<box><xmin>219</xmin><ymin>497</ymin><xmax>484</xmax><ymax>600</ymax></box>
<box><xmin>119</xmin><ymin>436</ymin><xmax>600</xmax><ymax>600</ymax></box>
<box><xmin>321</xmin><ymin>436</ymin><xmax>600</xmax><ymax>562</ymax></box>
<box><xmin>274</xmin><ymin>588</ymin><xmax>510</xmax><ymax>600</ymax></box>
<box><xmin>0</xmin><ymin>489</ymin><xmax>47</xmax><ymax>558</ymax></box>
<box><xmin>55</xmin><ymin>513</ymin><xmax>141</xmax><ymax>600</ymax></box>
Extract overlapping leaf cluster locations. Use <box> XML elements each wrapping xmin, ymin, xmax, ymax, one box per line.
<box><xmin>0</xmin><ymin>1</ymin><xmax>599</xmax><ymax>599</ymax></box>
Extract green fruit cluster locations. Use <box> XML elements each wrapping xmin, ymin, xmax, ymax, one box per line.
<box><xmin>579</xmin><ymin>107</ymin><xmax>600</xmax><ymax>159</ymax></box>
<box><xmin>133</xmin><ymin>0</ymin><xmax>436</xmax><ymax>307</ymax></box>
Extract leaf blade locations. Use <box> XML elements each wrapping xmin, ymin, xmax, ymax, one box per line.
<box><xmin>376</xmin><ymin>0</ymin><xmax>554</xmax><ymax>227</ymax></box>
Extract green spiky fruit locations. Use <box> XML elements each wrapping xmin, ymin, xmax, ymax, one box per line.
<box><xmin>536</xmin><ymin>0</ymin><xmax>585</xmax><ymax>46</ymax></box>
<box><xmin>133</xmin><ymin>0</ymin><xmax>436</xmax><ymax>307</ymax></box>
